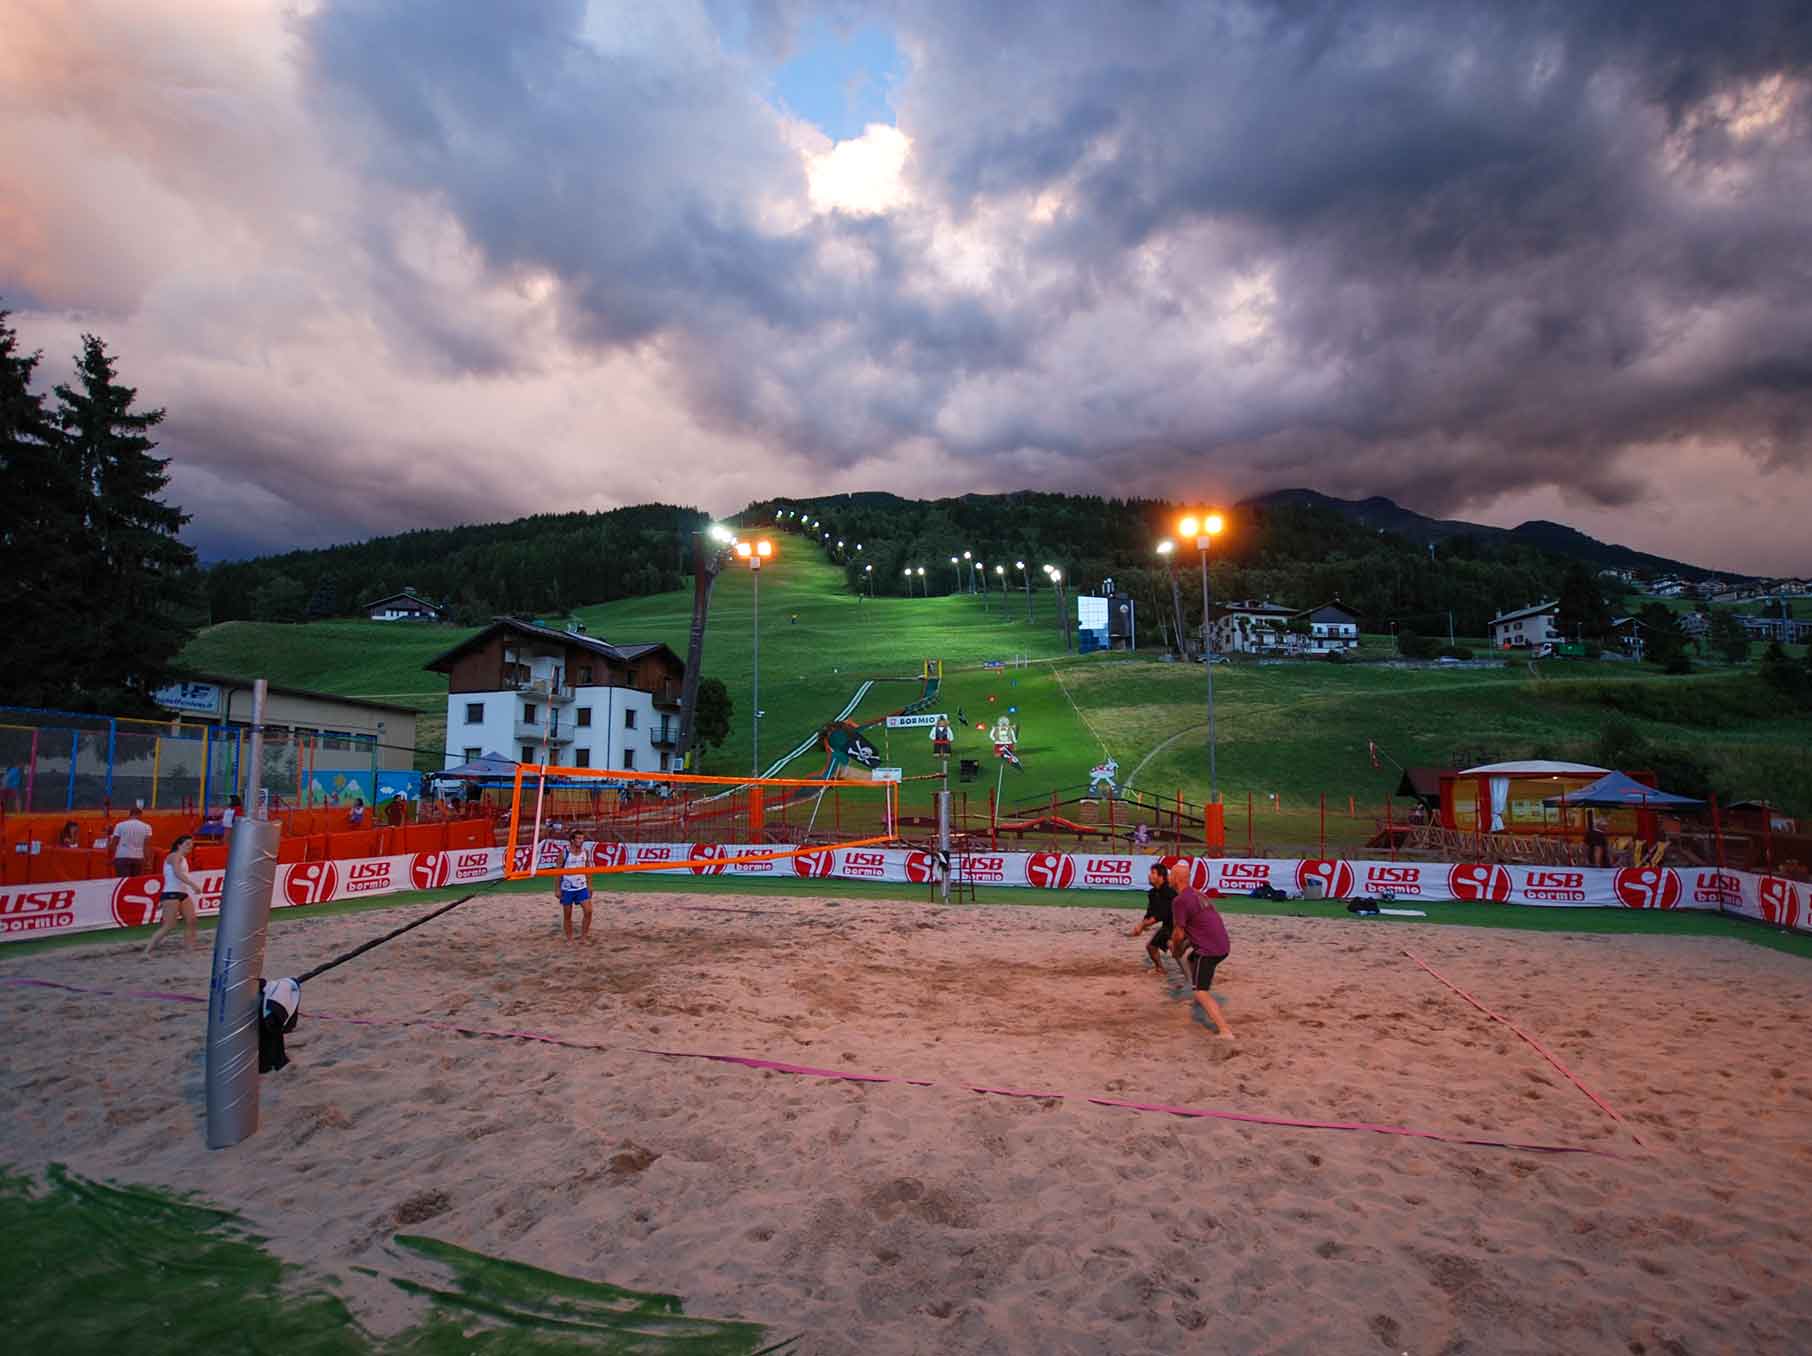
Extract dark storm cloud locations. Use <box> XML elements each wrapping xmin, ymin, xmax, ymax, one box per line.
<box><xmin>9</xmin><ymin>1</ymin><xmax>1810</xmax><ymax>567</ymax></box>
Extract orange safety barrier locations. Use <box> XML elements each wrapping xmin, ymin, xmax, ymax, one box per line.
<box><xmin>327</xmin><ymin>829</ymin><xmax>382</xmax><ymax>860</ymax></box>
<box><xmin>446</xmin><ymin>819</ymin><xmax>489</xmax><ymax>850</ymax></box>
<box><xmin>4</xmin><ymin>816</ymin><xmax>496</xmax><ymax>884</ymax></box>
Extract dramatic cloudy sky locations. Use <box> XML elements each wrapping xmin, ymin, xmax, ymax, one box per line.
<box><xmin>4</xmin><ymin>1</ymin><xmax>1810</xmax><ymax>571</ymax></box>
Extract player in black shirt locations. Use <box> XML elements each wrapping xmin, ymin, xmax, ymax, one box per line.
<box><xmin>1130</xmin><ymin>862</ymin><xmax>1177</xmax><ymax>982</ymax></box>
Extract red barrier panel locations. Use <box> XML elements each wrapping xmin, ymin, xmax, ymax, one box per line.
<box><xmin>189</xmin><ymin>844</ymin><xmax>229</xmax><ymax>873</ymax></box>
<box><xmin>326</xmin><ymin>829</ymin><xmax>381</xmax><ymax>861</ymax></box>
<box><xmin>27</xmin><ymin>848</ymin><xmax>104</xmax><ymax>884</ymax></box>
<box><xmin>276</xmin><ymin>837</ymin><xmax>308</xmax><ymax>865</ymax></box>
<box><xmin>400</xmin><ymin>823</ymin><xmax>447</xmax><ymax>855</ymax></box>
<box><xmin>303</xmin><ymin>833</ymin><xmax>330</xmax><ymax>862</ymax></box>
<box><xmin>446</xmin><ymin>819</ymin><xmax>489</xmax><ymax>850</ymax></box>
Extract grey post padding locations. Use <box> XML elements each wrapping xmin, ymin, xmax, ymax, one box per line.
<box><xmin>205</xmin><ymin>815</ymin><xmax>280</xmax><ymax>1148</ymax></box>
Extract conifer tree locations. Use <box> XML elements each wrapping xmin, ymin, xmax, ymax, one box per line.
<box><xmin>53</xmin><ymin>335</ymin><xmax>197</xmax><ymax>708</ymax></box>
<box><xmin>0</xmin><ymin>308</ymin><xmax>92</xmax><ymax>706</ymax></box>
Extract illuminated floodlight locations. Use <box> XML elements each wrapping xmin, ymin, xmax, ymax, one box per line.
<box><xmin>1156</xmin><ymin>539</ymin><xmax>1175</xmax><ymax>556</ymax></box>
<box><xmin>756</xmin><ymin>539</ymin><xmax>773</xmax><ymax>558</ymax></box>
<box><xmin>1205</xmin><ymin>512</ymin><xmax>1225</xmax><ymax>536</ymax></box>
<box><xmin>734</xmin><ymin>541</ymin><xmax>753</xmax><ymax>558</ymax></box>
<box><xmin>1178</xmin><ymin>515</ymin><xmax>1199</xmax><ymax>538</ymax></box>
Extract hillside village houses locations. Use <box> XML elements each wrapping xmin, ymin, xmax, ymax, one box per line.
<box><xmin>426</xmin><ymin>619</ymin><xmax>685</xmax><ymax>773</ymax></box>
<box><xmin>1210</xmin><ymin>600</ymin><xmax>1362</xmax><ymax>655</ymax></box>
<box><xmin>1489</xmin><ymin>600</ymin><xmax>1561</xmax><ymax>650</ymax></box>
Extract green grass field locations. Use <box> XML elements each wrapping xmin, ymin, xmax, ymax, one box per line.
<box><xmin>179</xmin><ymin>552</ymin><xmax>1812</xmax><ymax>833</ymax></box>
<box><xmin>0</xmin><ymin>1164</ymin><xmax>794</xmax><ymax>1354</ymax></box>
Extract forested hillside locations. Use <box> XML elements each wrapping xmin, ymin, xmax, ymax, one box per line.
<box><xmin>202</xmin><ymin>504</ymin><xmax>708</xmax><ymax>625</ymax></box>
<box><xmin>750</xmin><ymin>491</ymin><xmax>1632</xmax><ymax>640</ymax></box>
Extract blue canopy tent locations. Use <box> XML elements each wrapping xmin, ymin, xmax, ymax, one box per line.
<box><xmin>1542</xmin><ymin>771</ymin><xmax>1703</xmax><ymax>808</ymax></box>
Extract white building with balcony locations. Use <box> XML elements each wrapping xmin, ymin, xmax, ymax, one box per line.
<box><xmin>426</xmin><ymin>619</ymin><xmax>686</xmax><ymax>773</ymax></box>
<box><xmin>1489</xmin><ymin>600</ymin><xmax>1561</xmax><ymax>650</ymax></box>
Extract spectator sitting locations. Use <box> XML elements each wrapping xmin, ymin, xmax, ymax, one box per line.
<box><xmin>348</xmin><ymin>798</ymin><xmax>367</xmax><ymax>827</ymax></box>
<box><xmin>1132</xmin><ymin>822</ymin><xmax>1151</xmax><ymax>847</ymax></box>
<box><xmin>58</xmin><ymin>820</ymin><xmax>82</xmax><ymax>849</ymax></box>
<box><xmin>385</xmin><ymin>794</ymin><xmax>407</xmax><ymax>828</ymax></box>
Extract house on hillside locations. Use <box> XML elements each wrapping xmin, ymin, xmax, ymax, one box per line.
<box><xmin>1210</xmin><ymin>600</ymin><xmax>1297</xmax><ymax>655</ymax></box>
<box><xmin>425</xmin><ymin>619</ymin><xmax>685</xmax><ymax>772</ymax></box>
<box><xmin>1609</xmin><ymin>616</ymin><xmax>1647</xmax><ymax>658</ymax></box>
<box><xmin>1489</xmin><ymin>600</ymin><xmax>1560</xmax><ymax>650</ymax></box>
<box><xmin>365</xmin><ymin>590</ymin><xmax>443</xmax><ymax>623</ymax></box>
<box><xmin>1740</xmin><ymin>614</ymin><xmax>1812</xmax><ymax>644</ymax></box>
<box><xmin>1294</xmin><ymin>602</ymin><xmax>1361</xmax><ymax>653</ymax></box>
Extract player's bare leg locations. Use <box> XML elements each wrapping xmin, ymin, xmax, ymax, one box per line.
<box><xmin>1146</xmin><ymin>942</ymin><xmax>1169</xmax><ymax>981</ymax></box>
<box><xmin>1195</xmin><ymin>991</ymin><xmax>1234</xmax><ymax>1040</ymax></box>
<box><xmin>562</xmin><ymin>905</ymin><xmax>575</xmax><ymax>942</ymax></box>
<box><xmin>578</xmin><ymin>902</ymin><xmax>593</xmax><ymax>942</ymax></box>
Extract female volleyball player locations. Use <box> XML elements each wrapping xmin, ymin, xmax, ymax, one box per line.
<box><xmin>557</xmin><ymin>828</ymin><xmax>594</xmax><ymax>943</ymax></box>
<box><xmin>145</xmin><ymin>834</ymin><xmax>202</xmax><ymax>956</ymax></box>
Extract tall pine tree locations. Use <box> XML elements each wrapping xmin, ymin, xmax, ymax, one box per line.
<box><xmin>0</xmin><ymin>307</ymin><xmax>93</xmax><ymax>706</ymax></box>
<box><xmin>53</xmin><ymin>335</ymin><xmax>197</xmax><ymax>709</ymax></box>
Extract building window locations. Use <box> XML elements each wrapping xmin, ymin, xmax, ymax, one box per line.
<box><xmin>623</xmin><ymin>708</ymin><xmax>637</xmax><ymax>730</ymax></box>
<box><xmin>463</xmin><ymin>747</ymin><xmax>481</xmax><ymax>762</ymax></box>
<box><xmin>575</xmin><ymin>748</ymin><xmax>590</xmax><ymax>768</ymax></box>
<box><xmin>659</xmin><ymin>752</ymin><xmax>670</xmax><ymax>771</ymax></box>
<box><xmin>521</xmin><ymin>745</ymin><xmax>536</xmax><ymax>763</ymax></box>
<box><xmin>464</xmin><ymin>702</ymin><xmax>484</xmax><ymax>724</ymax></box>
<box><xmin>623</xmin><ymin>748</ymin><xmax>636</xmax><ymax>769</ymax></box>
<box><xmin>576</xmin><ymin>707</ymin><xmax>591</xmax><ymax>727</ymax></box>
<box><xmin>577</xmin><ymin>665</ymin><xmax>592</xmax><ymax>684</ymax></box>
<box><xmin>522</xmin><ymin>702</ymin><xmax>538</xmax><ymax>723</ymax></box>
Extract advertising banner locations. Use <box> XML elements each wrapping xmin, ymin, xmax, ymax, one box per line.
<box><xmin>5</xmin><ymin>846</ymin><xmax>1807</xmax><ymax>943</ymax></box>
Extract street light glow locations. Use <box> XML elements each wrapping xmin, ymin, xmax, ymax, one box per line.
<box><xmin>1156</xmin><ymin>539</ymin><xmax>1175</xmax><ymax>556</ymax></box>
<box><xmin>1205</xmin><ymin>512</ymin><xmax>1225</xmax><ymax>536</ymax></box>
<box><xmin>962</xmin><ymin>550</ymin><xmax>972</xmax><ymax>561</ymax></box>
<box><xmin>1178</xmin><ymin>515</ymin><xmax>1199</xmax><ymax>538</ymax></box>
<box><xmin>755</xmin><ymin>539</ymin><xmax>773</xmax><ymax>558</ymax></box>
<box><xmin>734</xmin><ymin>541</ymin><xmax>752</xmax><ymax>559</ymax></box>
<box><xmin>995</xmin><ymin>565</ymin><xmax>1005</xmax><ymax>575</ymax></box>
<box><xmin>1015</xmin><ymin>560</ymin><xmax>1025</xmax><ymax>569</ymax></box>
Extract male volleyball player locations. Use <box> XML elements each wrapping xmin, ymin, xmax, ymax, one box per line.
<box><xmin>1167</xmin><ymin>861</ymin><xmax>1234</xmax><ymax>1040</ymax></box>
<box><xmin>1130</xmin><ymin>861</ymin><xmax>1176</xmax><ymax>983</ymax></box>
<box><xmin>557</xmin><ymin>828</ymin><xmax>594</xmax><ymax>943</ymax></box>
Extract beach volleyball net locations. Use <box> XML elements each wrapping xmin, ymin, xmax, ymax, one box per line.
<box><xmin>502</xmin><ymin>765</ymin><xmax>902</xmax><ymax>879</ymax></box>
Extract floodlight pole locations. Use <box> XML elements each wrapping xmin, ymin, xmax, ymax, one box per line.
<box><xmin>1197</xmin><ymin>538</ymin><xmax>1218</xmax><ymax>804</ymax></box>
<box><xmin>750</xmin><ymin>556</ymin><xmax>762</xmax><ymax>777</ymax></box>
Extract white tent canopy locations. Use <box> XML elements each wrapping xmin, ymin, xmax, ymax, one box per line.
<box><xmin>1458</xmin><ymin>760</ymin><xmax>1609</xmax><ymax>777</ymax></box>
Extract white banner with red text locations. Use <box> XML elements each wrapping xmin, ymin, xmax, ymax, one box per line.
<box><xmin>4</xmin><ymin>844</ymin><xmax>1808</xmax><ymax>940</ymax></box>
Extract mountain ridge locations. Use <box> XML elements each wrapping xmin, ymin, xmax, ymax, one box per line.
<box><xmin>1239</xmin><ymin>488</ymin><xmax>1746</xmax><ymax>581</ymax></box>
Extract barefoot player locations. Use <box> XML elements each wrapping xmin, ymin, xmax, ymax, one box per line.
<box><xmin>557</xmin><ymin>828</ymin><xmax>594</xmax><ymax>943</ymax></box>
<box><xmin>1130</xmin><ymin>862</ymin><xmax>1176</xmax><ymax>983</ymax></box>
<box><xmin>1167</xmin><ymin>861</ymin><xmax>1234</xmax><ymax>1040</ymax></box>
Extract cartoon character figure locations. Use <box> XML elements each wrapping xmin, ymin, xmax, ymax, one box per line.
<box><xmin>990</xmin><ymin>715</ymin><xmax>1023</xmax><ymax>769</ymax></box>
<box><xmin>931</xmin><ymin>715</ymin><xmax>953</xmax><ymax>758</ymax></box>
<box><xmin>1088</xmin><ymin>757</ymin><xmax>1119</xmax><ymax>798</ymax></box>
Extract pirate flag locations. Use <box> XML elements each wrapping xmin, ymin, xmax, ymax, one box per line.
<box><xmin>847</xmin><ymin>731</ymin><xmax>880</xmax><ymax>768</ymax></box>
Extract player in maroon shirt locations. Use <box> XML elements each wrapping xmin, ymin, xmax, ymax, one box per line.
<box><xmin>1166</xmin><ymin>861</ymin><xmax>1234</xmax><ymax>1040</ymax></box>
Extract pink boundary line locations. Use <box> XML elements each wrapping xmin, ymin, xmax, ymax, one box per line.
<box><xmin>2</xmin><ymin>975</ymin><xmax>1628</xmax><ymax>1158</ymax></box>
<box><xmin>1402</xmin><ymin>949</ymin><xmax>1646</xmax><ymax>1149</ymax></box>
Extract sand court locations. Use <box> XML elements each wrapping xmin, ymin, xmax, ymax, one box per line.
<box><xmin>5</xmin><ymin>892</ymin><xmax>1812</xmax><ymax>1353</ymax></box>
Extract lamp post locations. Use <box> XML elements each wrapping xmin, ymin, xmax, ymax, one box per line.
<box><xmin>864</xmin><ymin>562</ymin><xmax>873</xmax><ymax>601</ymax></box>
<box><xmin>1156</xmin><ymin>540</ymin><xmax>1188</xmax><ymax>656</ymax></box>
<box><xmin>950</xmin><ymin>556</ymin><xmax>960</xmax><ymax>594</ymax></box>
<box><xmin>1178</xmin><ymin>512</ymin><xmax>1226</xmax><ymax>808</ymax></box>
<box><xmin>1016</xmin><ymin>561</ymin><xmax>1031</xmax><ymax>622</ymax></box>
<box><xmin>734</xmin><ymin>537</ymin><xmax>774</xmax><ymax>777</ymax></box>
<box><xmin>976</xmin><ymin>560</ymin><xmax>987</xmax><ymax>612</ymax></box>
<box><xmin>962</xmin><ymin>549</ymin><xmax>974</xmax><ymax>594</ymax></box>
<box><xmin>994</xmin><ymin>564</ymin><xmax>1006</xmax><ymax>614</ymax></box>
<box><xmin>916</xmin><ymin>565</ymin><xmax>926</xmax><ymax>596</ymax></box>
<box><xmin>1045</xmin><ymin>565</ymin><xmax>1071</xmax><ymax>652</ymax></box>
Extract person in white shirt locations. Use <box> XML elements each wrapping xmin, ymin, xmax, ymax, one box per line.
<box><xmin>109</xmin><ymin>804</ymin><xmax>154</xmax><ymax>878</ymax></box>
<box><xmin>222</xmin><ymin>795</ymin><xmax>243</xmax><ymax>831</ymax></box>
<box><xmin>557</xmin><ymin>828</ymin><xmax>594</xmax><ymax>943</ymax></box>
<box><xmin>145</xmin><ymin>834</ymin><xmax>201</xmax><ymax>955</ymax></box>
